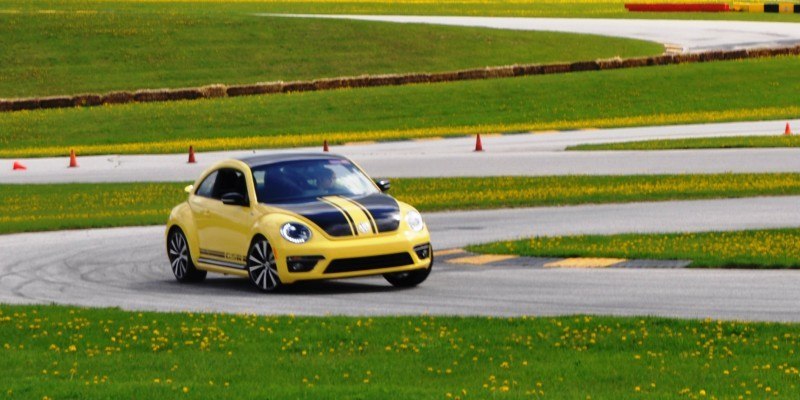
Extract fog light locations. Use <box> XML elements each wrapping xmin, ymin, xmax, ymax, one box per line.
<box><xmin>414</xmin><ymin>244</ymin><xmax>431</xmax><ymax>260</ymax></box>
<box><xmin>286</xmin><ymin>256</ymin><xmax>324</xmax><ymax>272</ymax></box>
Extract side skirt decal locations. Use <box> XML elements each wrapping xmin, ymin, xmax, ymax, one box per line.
<box><xmin>198</xmin><ymin>257</ymin><xmax>247</xmax><ymax>270</ymax></box>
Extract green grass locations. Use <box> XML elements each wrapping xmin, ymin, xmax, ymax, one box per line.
<box><xmin>3</xmin><ymin>56</ymin><xmax>800</xmax><ymax>157</ymax></box>
<box><xmin>7</xmin><ymin>0</ymin><xmax>800</xmax><ymax>22</ymax></box>
<box><xmin>569</xmin><ymin>135</ymin><xmax>800</xmax><ymax>151</ymax></box>
<box><xmin>0</xmin><ymin>5</ymin><xmax>662</xmax><ymax>97</ymax></box>
<box><xmin>5</xmin><ymin>173</ymin><xmax>800</xmax><ymax>234</ymax></box>
<box><xmin>467</xmin><ymin>228</ymin><xmax>800</xmax><ymax>268</ymax></box>
<box><xmin>3</xmin><ymin>304</ymin><xmax>800</xmax><ymax>399</ymax></box>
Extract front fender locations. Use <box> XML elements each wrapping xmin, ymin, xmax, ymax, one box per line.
<box><xmin>166</xmin><ymin>202</ymin><xmax>200</xmax><ymax>265</ymax></box>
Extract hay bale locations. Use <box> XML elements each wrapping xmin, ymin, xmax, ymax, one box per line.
<box><xmin>102</xmin><ymin>91</ymin><xmax>134</xmax><ymax>105</ymax></box>
<box><xmin>597</xmin><ymin>57</ymin><xmax>623</xmax><ymax>70</ymax></box>
<box><xmin>541</xmin><ymin>63</ymin><xmax>571</xmax><ymax>75</ymax></box>
<box><xmin>366</xmin><ymin>74</ymin><xmax>402</xmax><ymax>87</ymax></box>
<box><xmin>164</xmin><ymin>88</ymin><xmax>203</xmax><ymax>101</ymax></box>
<box><xmin>673</xmin><ymin>53</ymin><xmax>699</xmax><ymax>64</ymax></box>
<box><xmin>698</xmin><ymin>51</ymin><xmax>725</xmax><ymax>62</ymax></box>
<box><xmin>770</xmin><ymin>47</ymin><xmax>792</xmax><ymax>57</ymax></box>
<box><xmin>345</xmin><ymin>76</ymin><xmax>372</xmax><ymax>88</ymax></box>
<box><xmin>281</xmin><ymin>81</ymin><xmax>316</xmax><ymax>93</ymax></box>
<box><xmin>134</xmin><ymin>89</ymin><xmax>171</xmax><ymax>102</ymax></box>
<box><xmin>518</xmin><ymin>64</ymin><xmax>544</xmax><ymax>76</ymax></box>
<box><xmin>0</xmin><ymin>100</ymin><xmax>10</xmax><ymax>112</ymax></box>
<box><xmin>312</xmin><ymin>78</ymin><xmax>347</xmax><ymax>91</ymax></box>
<box><xmin>38</xmin><ymin>96</ymin><xmax>74</xmax><ymax>109</ymax></box>
<box><xmin>428</xmin><ymin>72</ymin><xmax>459</xmax><ymax>83</ymax></box>
<box><xmin>722</xmin><ymin>50</ymin><xmax>748</xmax><ymax>61</ymax></box>
<box><xmin>199</xmin><ymin>84</ymin><xmax>227</xmax><ymax>98</ymax></box>
<box><xmin>398</xmin><ymin>73</ymin><xmax>430</xmax><ymax>85</ymax></box>
<box><xmin>9</xmin><ymin>98</ymin><xmax>41</xmax><ymax>111</ymax></box>
<box><xmin>570</xmin><ymin>61</ymin><xmax>600</xmax><ymax>72</ymax></box>
<box><xmin>746</xmin><ymin>48</ymin><xmax>773</xmax><ymax>59</ymax></box>
<box><xmin>620</xmin><ymin>57</ymin><xmax>649</xmax><ymax>68</ymax></box>
<box><xmin>456</xmin><ymin>68</ymin><xmax>489</xmax><ymax>80</ymax></box>
<box><xmin>72</xmin><ymin>94</ymin><xmax>102</xmax><ymax>107</ymax></box>
<box><xmin>647</xmin><ymin>55</ymin><xmax>675</xmax><ymax>66</ymax></box>
<box><xmin>486</xmin><ymin>66</ymin><xmax>515</xmax><ymax>78</ymax></box>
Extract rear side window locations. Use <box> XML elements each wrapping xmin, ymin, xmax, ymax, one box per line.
<box><xmin>195</xmin><ymin>171</ymin><xmax>218</xmax><ymax>198</ymax></box>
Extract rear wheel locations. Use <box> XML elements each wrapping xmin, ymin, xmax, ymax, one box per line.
<box><xmin>167</xmin><ymin>228</ymin><xmax>206</xmax><ymax>283</ymax></box>
<box><xmin>383</xmin><ymin>257</ymin><xmax>433</xmax><ymax>288</ymax></box>
<box><xmin>247</xmin><ymin>237</ymin><xmax>283</xmax><ymax>292</ymax></box>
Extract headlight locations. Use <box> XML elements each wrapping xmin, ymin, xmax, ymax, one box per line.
<box><xmin>280</xmin><ymin>222</ymin><xmax>312</xmax><ymax>244</ymax></box>
<box><xmin>405</xmin><ymin>210</ymin><xmax>424</xmax><ymax>232</ymax></box>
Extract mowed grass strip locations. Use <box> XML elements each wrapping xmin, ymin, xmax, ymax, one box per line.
<box><xmin>4</xmin><ymin>173</ymin><xmax>800</xmax><ymax>234</ymax></box>
<box><xmin>3</xmin><ymin>56</ymin><xmax>800</xmax><ymax>158</ymax></box>
<box><xmin>0</xmin><ymin>8</ymin><xmax>661</xmax><ymax>98</ymax></box>
<box><xmin>569</xmin><ymin>135</ymin><xmax>800</xmax><ymax>151</ymax></box>
<box><xmin>3</xmin><ymin>304</ymin><xmax>800</xmax><ymax>399</ymax></box>
<box><xmin>8</xmin><ymin>0</ymin><xmax>799</xmax><ymax>25</ymax></box>
<box><xmin>468</xmin><ymin>229</ymin><xmax>800</xmax><ymax>268</ymax></box>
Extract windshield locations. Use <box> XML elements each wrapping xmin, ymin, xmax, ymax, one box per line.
<box><xmin>251</xmin><ymin>158</ymin><xmax>380</xmax><ymax>204</ymax></box>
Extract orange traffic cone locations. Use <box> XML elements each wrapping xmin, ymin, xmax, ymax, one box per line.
<box><xmin>323</xmin><ymin>140</ymin><xmax>329</xmax><ymax>152</ymax></box>
<box><xmin>12</xmin><ymin>161</ymin><xmax>26</xmax><ymax>171</ymax></box>
<box><xmin>68</xmin><ymin>149</ymin><xmax>78</xmax><ymax>168</ymax></box>
<box><xmin>474</xmin><ymin>134</ymin><xmax>484</xmax><ymax>152</ymax></box>
<box><xmin>785</xmin><ymin>122</ymin><xmax>793</xmax><ymax>136</ymax></box>
<box><xmin>188</xmin><ymin>145</ymin><xmax>196</xmax><ymax>163</ymax></box>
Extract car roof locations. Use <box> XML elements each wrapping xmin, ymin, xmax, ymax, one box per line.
<box><xmin>236</xmin><ymin>152</ymin><xmax>348</xmax><ymax>168</ymax></box>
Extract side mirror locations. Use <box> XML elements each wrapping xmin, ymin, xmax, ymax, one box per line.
<box><xmin>184</xmin><ymin>185</ymin><xmax>194</xmax><ymax>194</ymax></box>
<box><xmin>221</xmin><ymin>192</ymin><xmax>249</xmax><ymax>207</ymax></box>
<box><xmin>374</xmin><ymin>179</ymin><xmax>391</xmax><ymax>192</ymax></box>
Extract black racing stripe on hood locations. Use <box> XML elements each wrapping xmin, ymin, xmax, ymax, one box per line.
<box><xmin>272</xmin><ymin>200</ymin><xmax>354</xmax><ymax>237</ymax></box>
<box><xmin>348</xmin><ymin>193</ymin><xmax>401</xmax><ymax>233</ymax></box>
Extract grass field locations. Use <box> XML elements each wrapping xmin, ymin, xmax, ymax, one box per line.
<box><xmin>4</xmin><ymin>173</ymin><xmax>800</xmax><ymax>234</ymax></box>
<box><xmin>468</xmin><ymin>228</ymin><xmax>800</xmax><ymax>268</ymax></box>
<box><xmin>0</xmin><ymin>11</ymin><xmax>662</xmax><ymax>98</ymax></box>
<box><xmin>6</xmin><ymin>0</ymin><xmax>800</xmax><ymax>22</ymax></box>
<box><xmin>2</xmin><ymin>304</ymin><xmax>800</xmax><ymax>399</ymax></box>
<box><xmin>569</xmin><ymin>135</ymin><xmax>800</xmax><ymax>151</ymax></box>
<box><xmin>3</xmin><ymin>56</ymin><xmax>800</xmax><ymax>158</ymax></box>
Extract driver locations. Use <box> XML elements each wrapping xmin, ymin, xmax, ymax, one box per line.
<box><xmin>314</xmin><ymin>167</ymin><xmax>336</xmax><ymax>193</ymax></box>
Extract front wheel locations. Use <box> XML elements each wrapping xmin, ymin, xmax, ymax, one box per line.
<box><xmin>247</xmin><ymin>237</ymin><xmax>283</xmax><ymax>292</ymax></box>
<box><xmin>167</xmin><ymin>228</ymin><xmax>207</xmax><ymax>283</ymax></box>
<box><xmin>383</xmin><ymin>258</ymin><xmax>433</xmax><ymax>288</ymax></box>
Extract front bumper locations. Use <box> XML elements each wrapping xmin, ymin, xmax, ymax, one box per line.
<box><xmin>274</xmin><ymin>230</ymin><xmax>432</xmax><ymax>284</ymax></box>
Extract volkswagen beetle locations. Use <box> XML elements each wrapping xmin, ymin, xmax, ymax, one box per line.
<box><xmin>166</xmin><ymin>153</ymin><xmax>432</xmax><ymax>292</ymax></box>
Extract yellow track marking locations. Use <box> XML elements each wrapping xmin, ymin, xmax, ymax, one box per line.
<box><xmin>544</xmin><ymin>258</ymin><xmax>627</xmax><ymax>269</ymax></box>
<box><xmin>447</xmin><ymin>254</ymin><xmax>518</xmax><ymax>265</ymax></box>
<box><xmin>434</xmin><ymin>248</ymin><xmax>466</xmax><ymax>257</ymax></box>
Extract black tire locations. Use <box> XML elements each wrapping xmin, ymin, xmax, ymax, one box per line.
<box><xmin>167</xmin><ymin>228</ymin><xmax>207</xmax><ymax>283</ymax></box>
<box><xmin>247</xmin><ymin>237</ymin><xmax>283</xmax><ymax>292</ymax></box>
<box><xmin>384</xmin><ymin>256</ymin><xmax>433</xmax><ymax>288</ymax></box>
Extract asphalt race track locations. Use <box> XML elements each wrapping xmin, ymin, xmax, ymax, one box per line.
<box><xmin>2</xmin><ymin>119</ymin><xmax>798</xmax><ymax>183</ymax></box>
<box><xmin>265</xmin><ymin>15</ymin><xmax>800</xmax><ymax>52</ymax></box>
<box><xmin>2</xmin><ymin>196</ymin><xmax>800</xmax><ymax>320</ymax></box>
<box><xmin>3</xmin><ymin>17</ymin><xmax>800</xmax><ymax>322</ymax></box>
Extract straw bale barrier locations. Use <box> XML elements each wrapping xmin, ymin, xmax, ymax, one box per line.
<box><xmin>101</xmin><ymin>91</ymin><xmax>134</xmax><ymax>105</ymax></box>
<box><xmin>2</xmin><ymin>46</ymin><xmax>799</xmax><ymax>113</ymax></box>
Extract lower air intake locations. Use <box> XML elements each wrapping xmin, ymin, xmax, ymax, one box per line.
<box><xmin>325</xmin><ymin>252</ymin><xmax>414</xmax><ymax>274</ymax></box>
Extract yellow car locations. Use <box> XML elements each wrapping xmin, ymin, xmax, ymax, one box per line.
<box><xmin>166</xmin><ymin>153</ymin><xmax>432</xmax><ymax>292</ymax></box>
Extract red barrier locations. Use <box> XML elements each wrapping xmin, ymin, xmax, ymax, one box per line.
<box><xmin>625</xmin><ymin>3</ymin><xmax>730</xmax><ymax>12</ymax></box>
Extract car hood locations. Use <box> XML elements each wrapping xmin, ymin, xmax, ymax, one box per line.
<box><xmin>269</xmin><ymin>193</ymin><xmax>402</xmax><ymax>238</ymax></box>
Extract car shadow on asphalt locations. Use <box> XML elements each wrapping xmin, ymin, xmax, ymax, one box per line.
<box><xmin>138</xmin><ymin>276</ymin><xmax>402</xmax><ymax>296</ymax></box>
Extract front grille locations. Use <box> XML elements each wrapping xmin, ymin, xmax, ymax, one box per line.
<box><xmin>324</xmin><ymin>252</ymin><xmax>414</xmax><ymax>274</ymax></box>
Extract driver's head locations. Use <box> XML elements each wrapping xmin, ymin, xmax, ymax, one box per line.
<box><xmin>315</xmin><ymin>167</ymin><xmax>335</xmax><ymax>190</ymax></box>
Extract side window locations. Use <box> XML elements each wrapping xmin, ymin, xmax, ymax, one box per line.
<box><xmin>195</xmin><ymin>171</ymin><xmax>218</xmax><ymax>198</ymax></box>
<box><xmin>212</xmin><ymin>168</ymin><xmax>248</xmax><ymax>200</ymax></box>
